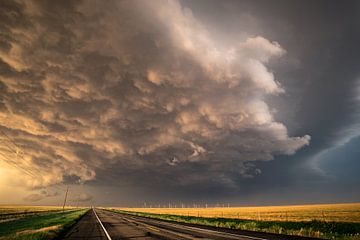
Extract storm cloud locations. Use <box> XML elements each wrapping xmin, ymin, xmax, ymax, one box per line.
<box><xmin>71</xmin><ymin>193</ymin><xmax>93</xmax><ymax>203</ymax></box>
<box><xmin>0</xmin><ymin>0</ymin><xmax>311</xmax><ymax>194</ymax></box>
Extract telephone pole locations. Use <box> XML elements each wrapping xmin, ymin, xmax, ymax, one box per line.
<box><xmin>62</xmin><ymin>187</ymin><xmax>69</xmax><ymax>212</ymax></box>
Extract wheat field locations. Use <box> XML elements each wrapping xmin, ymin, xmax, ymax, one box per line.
<box><xmin>0</xmin><ymin>205</ymin><xmax>72</xmax><ymax>214</ymax></box>
<box><xmin>0</xmin><ymin>205</ymin><xmax>76</xmax><ymax>223</ymax></box>
<box><xmin>118</xmin><ymin>203</ymin><xmax>360</xmax><ymax>223</ymax></box>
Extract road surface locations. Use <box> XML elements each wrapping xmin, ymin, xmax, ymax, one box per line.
<box><xmin>61</xmin><ymin>209</ymin><xmax>107</xmax><ymax>240</ymax></box>
<box><xmin>62</xmin><ymin>208</ymin><xmax>318</xmax><ymax>240</ymax></box>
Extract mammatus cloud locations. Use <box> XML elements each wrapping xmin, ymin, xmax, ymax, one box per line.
<box><xmin>0</xmin><ymin>0</ymin><xmax>309</xmax><ymax>190</ymax></box>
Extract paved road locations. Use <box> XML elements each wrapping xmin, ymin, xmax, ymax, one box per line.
<box><xmin>61</xmin><ymin>209</ymin><xmax>107</xmax><ymax>240</ymax></box>
<box><xmin>62</xmin><ymin>208</ymin><xmax>318</xmax><ymax>240</ymax></box>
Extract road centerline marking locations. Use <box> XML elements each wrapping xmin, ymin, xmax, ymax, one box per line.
<box><xmin>93</xmin><ymin>208</ymin><xmax>112</xmax><ymax>240</ymax></box>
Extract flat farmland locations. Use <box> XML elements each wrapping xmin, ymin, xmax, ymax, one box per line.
<box><xmin>0</xmin><ymin>205</ymin><xmax>71</xmax><ymax>214</ymax></box>
<box><xmin>0</xmin><ymin>205</ymin><xmax>75</xmax><ymax>223</ymax></box>
<box><xmin>114</xmin><ymin>203</ymin><xmax>360</xmax><ymax>239</ymax></box>
<box><xmin>0</xmin><ymin>206</ymin><xmax>88</xmax><ymax>240</ymax></box>
<box><xmin>118</xmin><ymin>203</ymin><xmax>360</xmax><ymax>223</ymax></box>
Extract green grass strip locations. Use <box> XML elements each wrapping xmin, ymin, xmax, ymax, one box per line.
<box><xmin>0</xmin><ymin>209</ymin><xmax>89</xmax><ymax>240</ymax></box>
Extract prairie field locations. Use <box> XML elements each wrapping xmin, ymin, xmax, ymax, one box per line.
<box><xmin>113</xmin><ymin>204</ymin><xmax>360</xmax><ymax>239</ymax></box>
<box><xmin>118</xmin><ymin>202</ymin><xmax>360</xmax><ymax>223</ymax></box>
<box><xmin>0</xmin><ymin>206</ymin><xmax>88</xmax><ymax>240</ymax></box>
<box><xmin>0</xmin><ymin>205</ymin><xmax>75</xmax><ymax>223</ymax></box>
<box><xmin>0</xmin><ymin>205</ymin><xmax>72</xmax><ymax>214</ymax></box>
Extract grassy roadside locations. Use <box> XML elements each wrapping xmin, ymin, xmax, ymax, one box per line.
<box><xmin>0</xmin><ymin>209</ymin><xmax>89</xmax><ymax>240</ymax></box>
<box><xmin>110</xmin><ymin>209</ymin><xmax>360</xmax><ymax>240</ymax></box>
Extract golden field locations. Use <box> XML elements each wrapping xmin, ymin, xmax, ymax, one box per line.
<box><xmin>0</xmin><ymin>205</ymin><xmax>73</xmax><ymax>214</ymax></box>
<box><xmin>118</xmin><ymin>202</ymin><xmax>360</xmax><ymax>223</ymax></box>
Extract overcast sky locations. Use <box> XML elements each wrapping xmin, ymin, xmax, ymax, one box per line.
<box><xmin>0</xmin><ymin>0</ymin><xmax>359</xmax><ymax>206</ymax></box>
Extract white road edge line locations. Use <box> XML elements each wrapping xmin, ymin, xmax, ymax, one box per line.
<box><xmin>93</xmin><ymin>207</ymin><xmax>112</xmax><ymax>240</ymax></box>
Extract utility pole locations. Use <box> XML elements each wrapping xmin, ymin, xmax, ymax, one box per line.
<box><xmin>76</xmin><ymin>194</ymin><xmax>80</xmax><ymax>209</ymax></box>
<box><xmin>62</xmin><ymin>187</ymin><xmax>69</xmax><ymax>212</ymax></box>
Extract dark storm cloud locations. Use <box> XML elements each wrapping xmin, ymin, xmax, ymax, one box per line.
<box><xmin>175</xmin><ymin>0</ymin><xmax>360</xmax><ymax>203</ymax></box>
<box><xmin>0</xmin><ymin>0</ymin><xmax>310</xmax><ymax>197</ymax></box>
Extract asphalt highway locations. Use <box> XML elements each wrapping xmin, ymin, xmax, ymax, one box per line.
<box><xmin>62</xmin><ymin>209</ymin><xmax>107</xmax><ymax>239</ymax></box>
<box><xmin>62</xmin><ymin>208</ymin><xmax>319</xmax><ymax>240</ymax></box>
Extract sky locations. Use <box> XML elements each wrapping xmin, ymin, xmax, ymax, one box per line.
<box><xmin>0</xmin><ymin>0</ymin><xmax>359</xmax><ymax>207</ymax></box>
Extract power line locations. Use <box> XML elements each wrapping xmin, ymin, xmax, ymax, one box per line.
<box><xmin>0</xmin><ymin>129</ymin><xmax>74</xmax><ymax>204</ymax></box>
<box><xmin>0</xmin><ymin>137</ymin><xmax>24</xmax><ymax>158</ymax></box>
<box><xmin>0</xmin><ymin>134</ymin><xmax>39</xmax><ymax>175</ymax></box>
<box><xmin>0</xmin><ymin>129</ymin><xmax>25</xmax><ymax>154</ymax></box>
<box><xmin>0</xmin><ymin>130</ymin><xmax>51</xmax><ymax>177</ymax></box>
<box><xmin>0</xmin><ymin>152</ymin><xmax>64</xmax><ymax>192</ymax></box>
<box><xmin>0</xmin><ymin>147</ymin><xmax>45</xmax><ymax>180</ymax></box>
<box><xmin>0</xmin><ymin>151</ymin><xmax>38</xmax><ymax>178</ymax></box>
<box><xmin>0</xmin><ymin>130</ymin><xmax>65</xmax><ymax>191</ymax></box>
